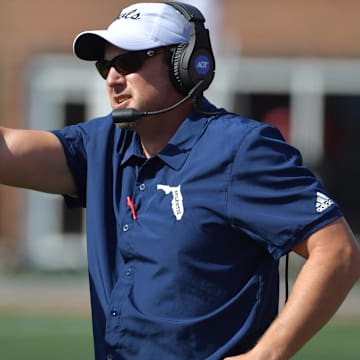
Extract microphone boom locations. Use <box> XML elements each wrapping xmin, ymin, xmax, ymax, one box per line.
<box><xmin>112</xmin><ymin>80</ymin><xmax>205</xmax><ymax>123</ymax></box>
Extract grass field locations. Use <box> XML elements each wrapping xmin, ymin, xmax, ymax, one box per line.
<box><xmin>293</xmin><ymin>321</ymin><xmax>360</xmax><ymax>360</ymax></box>
<box><xmin>0</xmin><ymin>313</ymin><xmax>359</xmax><ymax>359</ymax></box>
<box><xmin>0</xmin><ymin>313</ymin><xmax>93</xmax><ymax>359</ymax></box>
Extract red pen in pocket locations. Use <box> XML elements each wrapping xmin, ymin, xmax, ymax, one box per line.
<box><xmin>127</xmin><ymin>196</ymin><xmax>137</xmax><ymax>220</ymax></box>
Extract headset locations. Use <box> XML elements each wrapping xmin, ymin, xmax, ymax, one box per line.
<box><xmin>164</xmin><ymin>1</ymin><xmax>215</xmax><ymax>96</ymax></box>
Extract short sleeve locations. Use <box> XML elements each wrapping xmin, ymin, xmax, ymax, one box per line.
<box><xmin>228</xmin><ymin>123</ymin><xmax>342</xmax><ymax>259</ymax></box>
<box><xmin>52</xmin><ymin>124</ymin><xmax>88</xmax><ymax>207</ymax></box>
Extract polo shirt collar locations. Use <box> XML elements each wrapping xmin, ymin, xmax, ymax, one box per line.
<box><xmin>120</xmin><ymin>132</ymin><xmax>145</xmax><ymax>166</ymax></box>
<box><xmin>157</xmin><ymin>112</ymin><xmax>209</xmax><ymax>170</ymax></box>
<box><xmin>119</xmin><ymin>98</ymin><xmax>218</xmax><ymax>170</ymax></box>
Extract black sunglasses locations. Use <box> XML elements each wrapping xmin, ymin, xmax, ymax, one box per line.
<box><xmin>95</xmin><ymin>49</ymin><xmax>157</xmax><ymax>79</ymax></box>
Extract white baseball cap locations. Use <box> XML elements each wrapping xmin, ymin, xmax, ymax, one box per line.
<box><xmin>73</xmin><ymin>2</ymin><xmax>192</xmax><ymax>60</ymax></box>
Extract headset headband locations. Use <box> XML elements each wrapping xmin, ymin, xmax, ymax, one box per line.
<box><xmin>164</xmin><ymin>1</ymin><xmax>215</xmax><ymax>95</ymax></box>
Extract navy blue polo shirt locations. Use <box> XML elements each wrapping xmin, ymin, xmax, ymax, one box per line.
<box><xmin>52</xmin><ymin>99</ymin><xmax>341</xmax><ymax>360</ymax></box>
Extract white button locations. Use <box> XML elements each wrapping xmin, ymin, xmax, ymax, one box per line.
<box><xmin>139</xmin><ymin>183</ymin><xmax>146</xmax><ymax>191</ymax></box>
<box><xmin>125</xmin><ymin>268</ymin><xmax>132</xmax><ymax>276</ymax></box>
<box><xmin>123</xmin><ymin>224</ymin><xmax>129</xmax><ymax>232</ymax></box>
<box><xmin>107</xmin><ymin>355</ymin><xmax>113</xmax><ymax>360</ymax></box>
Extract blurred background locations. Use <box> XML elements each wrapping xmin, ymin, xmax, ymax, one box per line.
<box><xmin>0</xmin><ymin>0</ymin><xmax>359</xmax><ymax>359</ymax></box>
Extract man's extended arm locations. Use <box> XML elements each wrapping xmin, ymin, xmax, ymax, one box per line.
<box><xmin>225</xmin><ymin>217</ymin><xmax>360</xmax><ymax>360</ymax></box>
<box><xmin>0</xmin><ymin>127</ymin><xmax>76</xmax><ymax>195</ymax></box>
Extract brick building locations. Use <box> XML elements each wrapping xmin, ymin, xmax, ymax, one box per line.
<box><xmin>1</xmin><ymin>0</ymin><xmax>360</xmax><ymax>269</ymax></box>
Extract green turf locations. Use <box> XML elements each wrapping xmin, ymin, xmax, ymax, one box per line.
<box><xmin>293</xmin><ymin>322</ymin><xmax>360</xmax><ymax>360</ymax></box>
<box><xmin>0</xmin><ymin>314</ymin><xmax>93</xmax><ymax>359</ymax></box>
<box><xmin>0</xmin><ymin>314</ymin><xmax>359</xmax><ymax>359</ymax></box>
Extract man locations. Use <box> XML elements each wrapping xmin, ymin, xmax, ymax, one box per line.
<box><xmin>1</xmin><ymin>2</ymin><xmax>359</xmax><ymax>359</ymax></box>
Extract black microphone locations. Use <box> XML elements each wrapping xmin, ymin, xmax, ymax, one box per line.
<box><xmin>112</xmin><ymin>80</ymin><xmax>204</xmax><ymax>123</ymax></box>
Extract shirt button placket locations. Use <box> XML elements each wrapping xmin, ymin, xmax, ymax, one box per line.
<box><xmin>111</xmin><ymin>308</ymin><xmax>119</xmax><ymax>317</ymax></box>
<box><xmin>125</xmin><ymin>266</ymin><xmax>133</xmax><ymax>277</ymax></box>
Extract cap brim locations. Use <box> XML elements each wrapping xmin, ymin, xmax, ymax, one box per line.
<box><xmin>73</xmin><ymin>30</ymin><xmax>168</xmax><ymax>60</ymax></box>
<box><xmin>73</xmin><ymin>31</ymin><xmax>115</xmax><ymax>60</ymax></box>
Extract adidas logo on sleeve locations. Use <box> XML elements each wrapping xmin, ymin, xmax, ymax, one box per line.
<box><xmin>315</xmin><ymin>192</ymin><xmax>334</xmax><ymax>213</ymax></box>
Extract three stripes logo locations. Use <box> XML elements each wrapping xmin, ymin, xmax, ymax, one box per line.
<box><xmin>315</xmin><ymin>192</ymin><xmax>334</xmax><ymax>213</ymax></box>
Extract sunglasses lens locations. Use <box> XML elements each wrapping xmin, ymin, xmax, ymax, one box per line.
<box><xmin>95</xmin><ymin>61</ymin><xmax>111</xmax><ymax>79</ymax></box>
<box><xmin>95</xmin><ymin>51</ymin><xmax>151</xmax><ymax>79</ymax></box>
<box><xmin>114</xmin><ymin>53</ymin><xmax>144</xmax><ymax>75</ymax></box>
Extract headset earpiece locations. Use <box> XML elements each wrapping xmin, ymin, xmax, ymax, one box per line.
<box><xmin>170</xmin><ymin>43</ymin><xmax>189</xmax><ymax>95</ymax></box>
<box><xmin>165</xmin><ymin>2</ymin><xmax>215</xmax><ymax>96</ymax></box>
